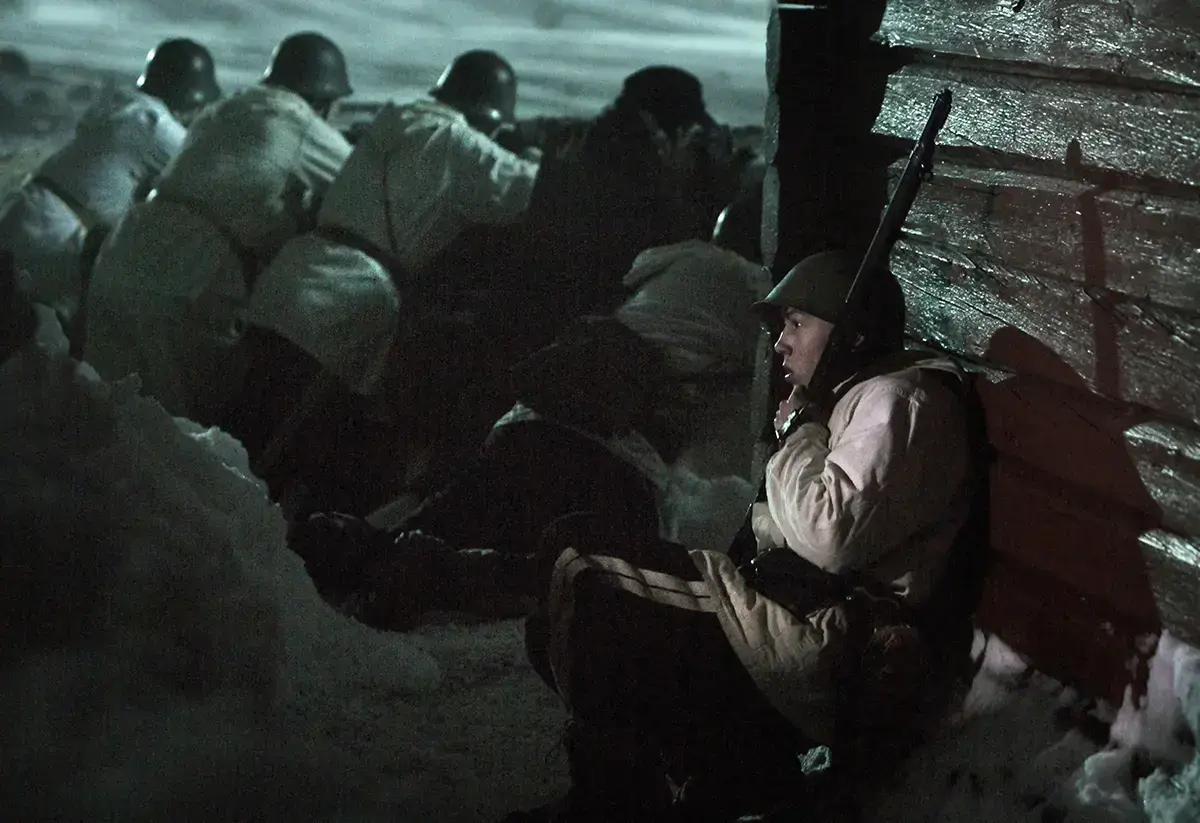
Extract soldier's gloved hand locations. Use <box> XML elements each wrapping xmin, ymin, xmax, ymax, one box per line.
<box><xmin>345</xmin><ymin>530</ymin><xmax>456</xmax><ymax>631</ymax></box>
<box><xmin>774</xmin><ymin>386</ymin><xmax>808</xmax><ymax>439</ymax></box>
<box><xmin>775</xmin><ymin>386</ymin><xmax>827</xmax><ymax>442</ymax></box>
<box><xmin>288</xmin><ymin>511</ymin><xmax>390</xmax><ymax>597</ymax></box>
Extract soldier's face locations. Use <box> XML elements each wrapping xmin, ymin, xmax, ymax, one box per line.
<box><xmin>773</xmin><ymin>308</ymin><xmax>834</xmax><ymax>388</ymax></box>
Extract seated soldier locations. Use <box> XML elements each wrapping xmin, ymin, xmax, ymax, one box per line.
<box><xmin>503</xmin><ymin>251</ymin><xmax>981</xmax><ymax>822</ymax></box>
<box><xmin>287</xmin><ymin>190</ymin><xmax>769</xmax><ymax>626</ymax></box>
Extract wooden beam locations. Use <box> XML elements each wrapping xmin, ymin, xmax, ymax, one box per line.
<box><xmin>874</xmin><ymin>63</ymin><xmax>1200</xmax><ymax>187</ymax></box>
<box><xmin>875</xmin><ymin>0</ymin><xmax>1200</xmax><ymax>89</ymax></box>
<box><xmin>892</xmin><ymin>161</ymin><xmax>1200</xmax><ymax>313</ymax></box>
<box><xmin>1125</xmin><ymin>420</ymin><xmax>1200</xmax><ymax>538</ymax></box>
<box><xmin>894</xmin><ymin>238</ymin><xmax>1200</xmax><ymax>426</ymax></box>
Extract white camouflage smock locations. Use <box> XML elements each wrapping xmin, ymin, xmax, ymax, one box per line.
<box><xmin>83</xmin><ymin>85</ymin><xmax>350</xmax><ymax>420</ymax></box>
<box><xmin>0</xmin><ymin>87</ymin><xmax>185</xmax><ymax>326</ymax></box>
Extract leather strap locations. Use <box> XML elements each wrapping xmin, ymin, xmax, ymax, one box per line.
<box><xmin>29</xmin><ymin>174</ymin><xmax>103</xmax><ymax>233</ymax></box>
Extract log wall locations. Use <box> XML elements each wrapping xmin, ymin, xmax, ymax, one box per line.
<box><xmin>767</xmin><ymin>0</ymin><xmax>1200</xmax><ymax>702</ymax></box>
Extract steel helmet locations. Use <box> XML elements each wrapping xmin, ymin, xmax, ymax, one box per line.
<box><xmin>711</xmin><ymin>184</ymin><xmax>765</xmax><ymax>263</ymax></box>
<box><xmin>430</xmin><ymin>50</ymin><xmax>518</xmax><ymax>124</ymax></box>
<box><xmin>754</xmin><ymin>251</ymin><xmax>868</xmax><ymax>323</ymax></box>
<box><xmin>617</xmin><ymin>65</ymin><xmax>716</xmax><ymax>133</ymax></box>
<box><xmin>754</xmin><ymin>250</ymin><xmax>906</xmax><ymax>347</ymax></box>
<box><xmin>262</xmin><ymin>32</ymin><xmax>352</xmax><ymax>102</ymax></box>
<box><xmin>137</xmin><ymin>38</ymin><xmax>221</xmax><ymax>115</ymax></box>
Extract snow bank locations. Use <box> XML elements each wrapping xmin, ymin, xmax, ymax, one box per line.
<box><xmin>1050</xmin><ymin>632</ymin><xmax>1200</xmax><ymax>823</ymax></box>
<box><xmin>0</xmin><ymin>343</ymin><xmax>566</xmax><ymax>821</ymax></box>
<box><xmin>1134</xmin><ymin>634</ymin><xmax>1200</xmax><ymax>822</ymax></box>
<box><xmin>869</xmin><ymin>632</ymin><xmax>1110</xmax><ymax>823</ymax></box>
<box><xmin>869</xmin><ymin>630</ymin><xmax>1199</xmax><ymax>823</ymax></box>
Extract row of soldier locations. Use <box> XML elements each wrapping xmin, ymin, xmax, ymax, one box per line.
<box><xmin>1</xmin><ymin>32</ymin><xmax>760</xmax><ymax>513</ymax></box>
<box><xmin>0</xmin><ymin>32</ymin><xmax>987</xmax><ymax>823</ymax></box>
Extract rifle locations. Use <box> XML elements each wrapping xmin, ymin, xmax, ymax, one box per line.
<box><xmin>727</xmin><ymin>88</ymin><xmax>952</xmax><ymax>566</ymax></box>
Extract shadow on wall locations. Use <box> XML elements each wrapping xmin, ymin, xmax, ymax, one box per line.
<box><xmin>975</xmin><ymin>325</ymin><xmax>1163</xmax><ymax>702</ymax></box>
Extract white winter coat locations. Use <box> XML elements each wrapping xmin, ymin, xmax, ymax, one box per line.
<box><xmin>247</xmin><ymin>98</ymin><xmax>538</xmax><ymax>396</ymax></box>
<box><xmin>0</xmin><ymin>88</ymin><xmax>185</xmax><ymax>325</ymax></box>
<box><xmin>83</xmin><ymin>86</ymin><xmax>350</xmax><ymax>420</ymax></box>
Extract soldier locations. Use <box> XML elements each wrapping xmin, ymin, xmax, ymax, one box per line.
<box><xmin>82</xmin><ymin>32</ymin><xmax>353</xmax><ymax>423</ymax></box>
<box><xmin>528</xmin><ymin>65</ymin><xmax>739</xmax><ymax>320</ymax></box>
<box><xmin>228</xmin><ymin>50</ymin><xmax>540</xmax><ymax>509</ymax></box>
<box><xmin>0</xmin><ymin>39</ymin><xmax>207</xmax><ymax>349</ymax></box>
<box><xmin>245</xmin><ymin>48</ymin><xmax>537</xmax><ymax>388</ymax></box>
<box><xmin>503</xmin><ymin>251</ymin><xmax>980</xmax><ymax>821</ymax></box>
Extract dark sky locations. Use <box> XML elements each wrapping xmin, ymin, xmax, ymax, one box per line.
<box><xmin>4</xmin><ymin>0</ymin><xmax>770</xmax><ymax>124</ymax></box>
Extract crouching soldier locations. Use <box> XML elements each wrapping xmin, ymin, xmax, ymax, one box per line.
<box><xmin>0</xmin><ymin>38</ymin><xmax>214</xmax><ymax>352</ymax></box>
<box><xmin>229</xmin><ymin>49</ymin><xmax>540</xmax><ymax>511</ymax></box>
<box><xmin>504</xmin><ymin>250</ymin><xmax>982</xmax><ymax>822</ymax></box>
<box><xmin>83</xmin><ymin>32</ymin><xmax>352</xmax><ymax>422</ymax></box>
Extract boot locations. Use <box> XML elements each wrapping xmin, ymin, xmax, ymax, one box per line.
<box><xmin>346</xmin><ymin>532</ymin><xmax>540</xmax><ymax>631</ymax></box>
<box><xmin>501</xmin><ymin>719</ymin><xmax>675</xmax><ymax>822</ymax></box>
<box><xmin>287</xmin><ymin>511</ymin><xmax>391</xmax><ymax>603</ymax></box>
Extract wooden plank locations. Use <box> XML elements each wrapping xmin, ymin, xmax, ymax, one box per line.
<box><xmin>874</xmin><ymin>64</ymin><xmax>1200</xmax><ymax>187</ymax></box>
<box><xmin>1140</xmin><ymin>530</ymin><xmax>1200</xmax><ymax>648</ymax></box>
<box><xmin>977</xmin><ymin>376</ymin><xmax>1200</xmax><ymax>537</ymax></box>
<box><xmin>875</xmin><ymin>0</ymin><xmax>1200</xmax><ymax>88</ymax></box>
<box><xmin>894</xmin><ymin>162</ymin><xmax>1200</xmax><ymax>312</ymax></box>
<box><xmin>1125</xmin><ymin>421</ymin><xmax>1200</xmax><ymax>537</ymax></box>
<box><xmin>989</xmin><ymin>455</ymin><xmax>1161</xmax><ymax>623</ymax></box>
<box><xmin>976</xmin><ymin>552</ymin><xmax>1158</xmax><ymax>705</ymax></box>
<box><xmin>894</xmin><ymin>239</ymin><xmax>1200</xmax><ymax>425</ymax></box>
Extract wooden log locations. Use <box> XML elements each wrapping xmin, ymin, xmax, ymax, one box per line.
<box><xmin>1125</xmin><ymin>420</ymin><xmax>1200</xmax><ymax>538</ymax></box>
<box><xmin>976</xmin><ymin>375</ymin><xmax>1200</xmax><ymax>538</ymax></box>
<box><xmin>894</xmin><ymin>239</ymin><xmax>1200</xmax><ymax>425</ymax></box>
<box><xmin>875</xmin><ymin>0</ymin><xmax>1200</xmax><ymax>88</ymax></box>
<box><xmin>975</xmin><ymin>552</ymin><xmax>1158</xmax><ymax>705</ymax></box>
<box><xmin>874</xmin><ymin>64</ymin><xmax>1200</xmax><ymax>188</ymax></box>
<box><xmin>893</xmin><ymin>162</ymin><xmax>1200</xmax><ymax>313</ymax></box>
<box><xmin>1140</xmin><ymin>530</ymin><xmax>1200</xmax><ymax>648</ymax></box>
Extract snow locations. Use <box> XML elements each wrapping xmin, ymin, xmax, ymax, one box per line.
<box><xmin>868</xmin><ymin>631</ymin><xmax>1199</xmax><ymax>823</ymax></box>
<box><xmin>1134</xmin><ymin>636</ymin><xmax>1200</xmax><ymax>822</ymax></box>
<box><xmin>0</xmin><ymin>338</ymin><xmax>567</xmax><ymax>821</ymax></box>
<box><xmin>0</xmin><ymin>330</ymin><xmax>1195</xmax><ymax>820</ymax></box>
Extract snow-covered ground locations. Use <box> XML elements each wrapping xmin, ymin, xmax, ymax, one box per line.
<box><xmin>3</xmin><ymin>0</ymin><xmax>770</xmax><ymax>125</ymax></box>
<box><xmin>1</xmin><ymin>312</ymin><xmax>1197</xmax><ymax>821</ymax></box>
